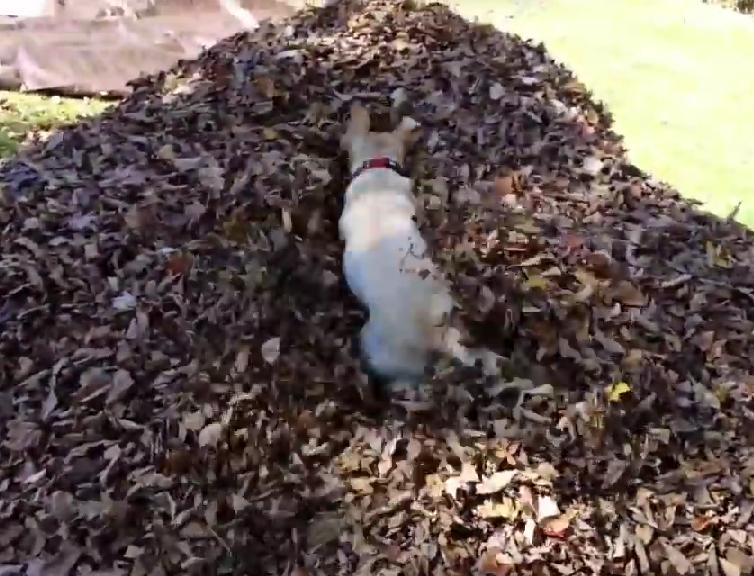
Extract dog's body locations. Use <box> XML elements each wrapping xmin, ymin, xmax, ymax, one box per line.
<box><xmin>340</xmin><ymin>167</ymin><xmax>454</xmax><ymax>379</ymax></box>
<box><xmin>339</xmin><ymin>104</ymin><xmax>499</xmax><ymax>384</ymax></box>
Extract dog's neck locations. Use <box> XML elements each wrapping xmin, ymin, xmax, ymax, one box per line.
<box><xmin>350</xmin><ymin>157</ymin><xmax>406</xmax><ymax>180</ymax></box>
<box><xmin>344</xmin><ymin>158</ymin><xmax>415</xmax><ymax>207</ymax></box>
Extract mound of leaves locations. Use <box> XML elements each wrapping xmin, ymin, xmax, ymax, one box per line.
<box><xmin>2</xmin><ymin>1</ymin><xmax>754</xmax><ymax>574</ymax></box>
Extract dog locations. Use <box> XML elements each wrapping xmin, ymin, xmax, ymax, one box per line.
<box><xmin>338</xmin><ymin>103</ymin><xmax>500</xmax><ymax>389</ymax></box>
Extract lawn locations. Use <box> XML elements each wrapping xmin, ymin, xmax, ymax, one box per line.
<box><xmin>448</xmin><ymin>0</ymin><xmax>754</xmax><ymax>228</ymax></box>
<box><xmin>0</xmin><ymin>90</ymin><xmax>111</xmax><ymax>158</ymax></box>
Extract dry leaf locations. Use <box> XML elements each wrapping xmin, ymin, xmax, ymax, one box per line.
<box><xmin>477</xmin><ymin>470</ymin><xmax>517</xmax><ymax>495</ymax></box>
<box><xmin>691</xmin><ymin>515</ymin><xmax>716</xmax><ymax>532</ymax></box>
<box><xmin>460</xmin><ymin>462</ymin><xmax>480</xmax><ymax>483</ymax></box>
<box><xmin>306</xmin><ymin>513</ymin><xmax>343</xmax><ymax>549</ymax></box>
<box><xmin>606</xmin><ymin>381</ymin><xmax>631</xmax><ymax>403</ymax></box>
<box><xmin>661</xmin><ymin>540</ymin><xmax>692</xmax><ymax>575</ymax></box>
<box><xmin>261</xmin><ymin>337</ymin><xmax>281</xmax><ymax>364</ymax></box>
<box><xmin>350</xmin><ymin>477</ymin><xmax>374</xmax><ymax>494</ymax></box>
<box><xmin>489</xmin><ymin>82</ymin><xmax>505</xmax><ymax>100</ymax></box>
<box><xmin>183</xmin><ymin>411</ymin><xmax>205</xmax><ymax>432</ymax></box>
<box><xmin>720</xmin><ymin>558</ymin><xmax>741</xmax><ymax>576</ymax></box>
<box><xmin>536</xmin><ymin>495</ymin><xmax>560</xmax><ymax>521</ymax></box>
<box><xmin>112</xmin><ymin>292</ymin><xmax>136</xmax><ymax>311</ymax></box>
<box><xmin>235</xmin><ymin>346</ymin><xmax>251</xmax><ymax>373</ymax></box>
<box><xmin>198</xmin><ymin>422</ymin><xmax>223</xmax><ymax>448</ymax></box>
<box><xmin>541</xmin><ymin>514</ymin><xmax>570</xmax><ymax>538</ymax></box>
<box><xmin>477</xmin><ymin>498</ymin><xmax>519</xmax><ymax>520</ymax></box>
<box><xmin>0</xmin><ymin>2</ymin><xmax>752</xmax><ymax>574</ymax></box>
<box><xmin>106</xmin><ymin>369</ymin><xmax>134</xmax><ymax>405</ymax></box>
<box><xmin>477</xmin><ymin>548</ymin><xmax>513</xmax><ymax>576</ymax></box>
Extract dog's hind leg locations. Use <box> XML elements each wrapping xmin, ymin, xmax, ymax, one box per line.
<box><xmin>360</xmin><ymin>319</ymin><xmax>427</xmax><ymax>382</ymax></box>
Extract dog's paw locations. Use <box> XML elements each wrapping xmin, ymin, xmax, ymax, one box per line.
<box><xmin>388</xmin><ymin>377</ymin><xmax>435</xmax><ymax>412</ymax></box>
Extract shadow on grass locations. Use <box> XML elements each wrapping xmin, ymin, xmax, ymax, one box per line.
<box><xmin>1</xmin><ymin>1</ymin><xmax>754</xmax><ymax>574</ymax></box>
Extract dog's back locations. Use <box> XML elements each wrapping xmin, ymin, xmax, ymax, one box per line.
<box><xmin>341</xmin><ymin>170</ymin><xmax>452</xmax><ymax>379</ymax></box>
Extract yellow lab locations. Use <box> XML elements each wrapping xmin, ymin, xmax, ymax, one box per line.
<box><xmin>339</xmin><ymin>103</ymin><xmax>499</xmax><ymax>386</ymax></box>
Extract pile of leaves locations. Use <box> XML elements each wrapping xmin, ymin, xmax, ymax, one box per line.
<box><xmin>706</xmin><ymin>0</ymin><xmax>754</xmax><ymax>14</ymax></box>
<box><xmin>2</xmin><ymin>1</ymin><xmax>754</xmax><ymax>574</ymax></box>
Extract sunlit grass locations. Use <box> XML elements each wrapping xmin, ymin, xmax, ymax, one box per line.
<box><xmin>450</xmin><ymin>0</ymin><xmax>754</xmax><ymax>228</ymax></box>
<box><xmin>0</xmin><ymin>90</ymin><xmax>112</xmax><ymax>158</ymax></box>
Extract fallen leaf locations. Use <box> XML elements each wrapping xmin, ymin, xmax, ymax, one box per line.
<box><xmin>198</xmin><ymin>422</ymin><xmax>223</xmax><ymax>448</ymax></box>
<box><xmin>720</xmin><ymin>557</ymin><xmax>741</xmax><ymax>576</ymax></box>
<box><xmin>166</xmin><ymin>252</ymin><xmax>193</xmax><ymax>276</ymax></box>
<box><xmin>106</xmin><ymin>369</ymin><xmax>134</xmax><ymax>405</ymax></box>
<box><xmin>536</xmin><ymin>495</ymin><xmax>560</xmax><ymax>521</ymax></box>
<box><xmin>489</xmin><ymin>82</ymin><xmax>505</xmax><ymax>100</ymax></box>
<box><xmin>606</xmin><ymin>381</ymin><xmax>631</xmax><ymax>403</ymax></box>
<box><xmin>460</xmin><ymin>462</ymin><xmax>480</xmax><ymax>483</ymax></box>
<box><xmin>477</xmin><ymin>470</ymin><xmax>517</xmax><ymax>495</ymax></box>
<box><xmin>261</xmin><ymin>337</ymin><xmax>281</xmax><ymax>364</ymax></box>
<box><xmin>477</xmin><ymin>548</ymin><xmax>513</xmax><ymax>576</ymax></box>
<box><xmin>112</xmin><ymin>292</ymin><xmax>136</xmax><ymax>311</ymax></box>
<box><xmin>180</xmin><ymin>521</ymin><xmax>210</xmax><ymax>539</ymax></box>
<box><xmin>477</xmin><ymin>498</ymin><xmax>519</xmax><ymax>520</ymax></box>
<box><xmin>306</xmin><ymin>513</ymin><xmax>343</xmax><ymax>549</ymax></box>
<box><xmin>661</xmin><ymin>540</ymin><xmax>692</xmax><ymax>575</ymax></box>
<box><xmin>254</xmin><ymin>76</ymin><xmax>277</xmax><ymax>98</ymax></box>
<box><xmin>183</xmin><ymin>411</ymin><xmax>206</xmax><ymax>432</ymax></box>
<box><xmin>48</xmin><ymin>491</ymin><xmax>76</xmax><ymax>522</ymax></box>
<box><xmin>691</xmin><ymin>515</ymin><xmax>716</xmax><ymax>532</ymax></box>
<box><xmin>350</xmin><ymin>477</ymin><xmax>374</xmax><ymax>494</ymax></box>
<box><xmin>541</xmin><ymin>514</ymin><xmax>570</xmax><ymax>537</ymax></box>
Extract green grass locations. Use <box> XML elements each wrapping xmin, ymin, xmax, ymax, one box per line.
<box><xmin>0</xmin><ymin>90</ymin><xmax>111</xmax><ymax>158</ymax></box>
<box><xmin>449</xmin><ymin>0</ymin><xmax>754</xmax><ymax>228</ymax></box>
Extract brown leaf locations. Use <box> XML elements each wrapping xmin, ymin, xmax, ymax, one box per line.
<box><xmin>254</xmin><ymin>76</ymin><xmax>277</xmax><ymax>98</ymax></box>
<box><xmin>180</xmin><ymin>521</ymin><xmax>210</xmax><ymax>539</ymax></box>
<box><xmin>536</xmin><ymin>495</ymin><xmax>561</xmax><ymax>522</ymax></box>
<box><xmin>306</xmin><ymin>513</ymin><xmax>343</xmax><ymax>549</ymax></box>
<box><xmin>477</xmin><ymin>548</ymin><xmax>513</xmax><ymax>576</ymax></box>
<box><xmin>477</xmin><ymin>470</ymin><xmax>517</xmax><ymax>495</ymax></box>
<box><xmin>26</xmin><ymin>543</ymin><xmax>81</xmax><ymax>576</ymax></box>
<box><xmin>609</xmin><ymin>281</ymin><xmax>646</xmax><ymax>307</ymax></box>
<box><xmin>541</xmin><ymin>514</ymin><xmax>570</xmax><ymax>538</ymax></box>
<box><xmin>477</xmin><ymin>498</ymin><xmax>518</xmax><ymax>520</ymax></box>
<box><xmin>691</xmin><ymin>515</ymin><xmax>716</xmax><ymax>532</ymax></box>
<box><xmin>720</xmin><ymin>558</ymin><xmax>741</xmax><ymax>576</ymax></box>
<box><xmin>48</xmin><ymin>491</ymin><xmax>76</xmax><ymax>522</ymax></box>
<box><xmin>183</xmin><ymin>411</ymin><xmax>206</xmax><ymax>432</ymax></box>
<box><xmin>350</xmin><ymin>477</ymin><xmax>374</xmax><ymax>494</ymax></box>
<box><xmin>660</xmin><ymin>540</ymin><xmax>692</xmax><ymax>575</ymax></box>
<box><xmin>166</xmin><ymin>252</ymin><xmax>193</xmax><ymax>276</ymax></box>
<box><xmin>106</xmin><ymin>369</ymin><xmax>134</xmax><ymax>405</ymax></box>
<box><xmin>261</xmin><ymin>337</ymin><xmax>281</xmax><ymax>364</ymax></box>
<box><xmin>198</xmin><ymin>422</ymin><xmax>223</xmax><ymax>448</ymax></box>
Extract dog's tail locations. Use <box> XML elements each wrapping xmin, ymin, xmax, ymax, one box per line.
<box><xmin>439</xmin><ymin>326</ymin><xmax>501</xmax><ymax>377</ymax></box>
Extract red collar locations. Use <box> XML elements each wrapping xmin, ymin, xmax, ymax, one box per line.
<box><xmin>351</xmin><ymin>157</ymin><xmax>407</xmax><ymax>180</ymax></box>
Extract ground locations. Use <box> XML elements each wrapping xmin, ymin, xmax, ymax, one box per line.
<box><xmin>2</xmin><ymin>1</ymin><xmax>754</xmax><ymax>574</ymax></box>
<box><xmin>2</xmin><ymin>1</ymin><xmax>754</xmax><ymax>575</ymax></box>
<box><xmin>3</xmin><ymin>0</ymin><xmax>752</xmax><ymax>227</ymax></box>
<box><xmin>0</xmin><ymin>0</ymin><xmax>754</xmax><ymax>226</ymax></box>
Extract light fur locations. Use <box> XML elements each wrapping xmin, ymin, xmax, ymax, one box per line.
<box><xmin>339</xmin><ymin>103</ymin><xmax>500</xmax><ymax>384</ymax></box>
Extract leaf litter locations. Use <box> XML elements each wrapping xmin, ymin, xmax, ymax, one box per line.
<box><xmin>2</xmin><ymin>0</ymin><xmax>754</xmax><ymax>574</ymax></box>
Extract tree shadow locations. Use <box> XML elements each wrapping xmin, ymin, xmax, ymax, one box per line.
<box><xmin>1</xmin><ymin>0</ymin><xmax>753</xmax><ymax>574</ymax></box>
